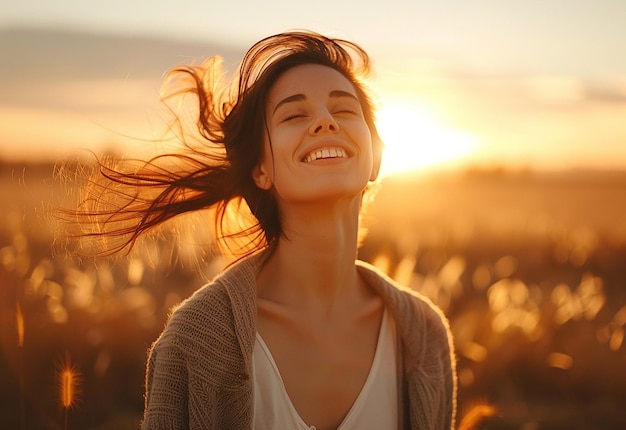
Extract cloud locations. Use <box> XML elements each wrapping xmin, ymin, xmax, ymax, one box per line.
<box><xmin>524</xmin><ymin>76</ymin><xmax>586</xmax><ymax>104</ymax></box>
<box><xmin>583</xmin><ymin>79</ymin><xmax>626</xmax><ymax>104</ymax></box>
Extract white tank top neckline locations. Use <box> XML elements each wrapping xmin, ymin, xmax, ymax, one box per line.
<box><xmin>252</xmin><ymin>307</ymin><xmax>398</xmax><ymax>430</ymax></box>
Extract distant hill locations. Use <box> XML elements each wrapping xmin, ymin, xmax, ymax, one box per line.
<box><xmin>0</xmin><ymin>27</ymin><xmax>245</xmax><ymax>82</ymax></box>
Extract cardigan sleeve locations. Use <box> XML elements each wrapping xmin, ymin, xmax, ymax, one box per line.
<box><xmin>428</xmin><ymin>305</ymin><xmax>457</xmax><ymax>430</ymax></box>
<box><xmin>439</xmin><ymin>313</ymin><xmax>457</xmax><ymax>430</ymax></box>
<box><xmin>354</xmin><ymin>261</ymin><xmax>458</xmax><ymax>429</ymax></box>
<box><xmin>142</xmin><ymin>339</ymin><xmax>189</xmax><ymax>430</ymax></box>
<box><xmin>404</xmin><ymin>298</ymin><xmax>457</xmax><ymax>430</ymax></box>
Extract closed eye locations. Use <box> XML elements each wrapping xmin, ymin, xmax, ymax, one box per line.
<box><xmin>281</xmin><ymin>113</ymin><xmax>308</xmax><ymax>122</ymax></box>
<box><xmin>332</xmin><ymin>105</ymin><xmax>364</xmax><ymax>118</ymax></box>
<box><xmin>334</xmin><ymin>108</ymin><xmax>358</xmax><ymax>115</ymax></box>
<box><xmin>331</xmin><ymin>100</ymin><xmax>363</xmax><ymax>117</ymax></box>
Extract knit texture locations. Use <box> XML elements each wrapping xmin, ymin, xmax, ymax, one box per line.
<box><xmin>142</xmin><ymin>250</ymin><xmax>457</xmax><ymax>429</ymax></box>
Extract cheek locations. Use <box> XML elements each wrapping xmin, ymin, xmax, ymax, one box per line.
<box><xmin>356</xmin><ymin>123</ymin><xmax>374</xmax><ymax>156</ymax></box>
<box><xmin>266</xmin><ymin>128</ymin><xmax>299</xmax><ymax>165</ymax></box>
<box><xmin>260</xmin><ymin>132</ymin><xmax>295</xmax><ymax>182</ymax></box>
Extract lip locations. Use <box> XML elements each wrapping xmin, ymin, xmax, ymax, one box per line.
<box><xmin>299</xmin><ymin>140</ymin><xmax>353</xmax><ymax>163</ymax></box>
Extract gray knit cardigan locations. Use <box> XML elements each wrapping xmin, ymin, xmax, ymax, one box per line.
<box><xmin>142</xmin><ymin>250</ymin><xmax>457</xmax><ymax>429</ymax></box>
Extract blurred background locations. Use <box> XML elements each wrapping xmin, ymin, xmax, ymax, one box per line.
<box><xmin>1</xmin><ymin>1</ymin><xmax>625</xmax><ymax>428</ymax></box>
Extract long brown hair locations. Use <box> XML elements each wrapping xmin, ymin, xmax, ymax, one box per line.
<box><xmin>58</xmin><ymin>30</ymin><xmax>382</xmax><ymax>259</ymax></box>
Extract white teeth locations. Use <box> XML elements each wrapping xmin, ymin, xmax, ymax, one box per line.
<box><xmin>304</xmin><ymin>147</ymin><xmax>347</xmax><ymax>163</ymax></box>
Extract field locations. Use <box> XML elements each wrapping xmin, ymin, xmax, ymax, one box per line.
<box><xmin>1</xmin><ymin>161</ymin><xmax>625</xmax><ymax>429</ymax></box>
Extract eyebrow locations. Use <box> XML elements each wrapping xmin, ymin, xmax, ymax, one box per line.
<box><xmin>272</xmin><ymin>90</ymin><xmax>359</xmax><ymax>114</ymax></box>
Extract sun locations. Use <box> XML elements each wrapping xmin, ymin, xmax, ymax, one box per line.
<box><xmin>375</xmin><ymin>99</ymin><xmax>478</xmax><ymax>176</ymax></box>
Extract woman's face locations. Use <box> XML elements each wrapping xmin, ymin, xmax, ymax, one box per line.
<box><xmin>254</xmin><ymin>64</ymin><xmax>379</xmax><ymax>206</ymax></box>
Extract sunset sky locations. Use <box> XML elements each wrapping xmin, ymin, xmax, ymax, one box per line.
<box><xmin>2</xmin><ymin>1</ymin><xmax>626</xmax><ymax>173</ymax></box>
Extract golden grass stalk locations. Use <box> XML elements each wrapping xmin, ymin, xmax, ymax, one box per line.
<box><xmin>16</xmin><ymin>302</ymin><xmax>25</xmax><ymax>429</ymax></box>
<box><xmin>60</xmin><ymin>368</ymin><xmax>77</xmax><ymax>409</ymax></box>
<box><xmin>59</xmin><ymin>359</ymin><xmax>80</xmax><ymax>409</ymax></box>
<box><xmin>458</xmin><ymin>402</ymin><xmax>497</xmax><ymax>430</ymax></box>
<box><xmin>57</xmin><ymin>353</ymin><xmax>81</xmax><ymax>430</ymax></box>
<box><xmin>16</xmin><ymin>302</ymin><xmax>24</xmax><ymax>347</ymax></box>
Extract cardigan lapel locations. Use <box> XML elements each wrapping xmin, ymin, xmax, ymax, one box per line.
<box><xmin>356</xmin><ymin>260</ymin><xmax>429</xmax><ymax>430</ymax></box>
<box><xmin>220</xmin><ymin>250</ymin><xmax>271</xmax><ymax>373</ymax></box>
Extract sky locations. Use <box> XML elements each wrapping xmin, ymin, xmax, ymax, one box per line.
<box><xmin>4</xmin><ymin>0</ymin><xmax>626</xmax><ymax>77</ymax></box>
<box><xmin>2</xmin><ymin>0</ymin><xmax>626</xmax><ymax>172</ymax></box>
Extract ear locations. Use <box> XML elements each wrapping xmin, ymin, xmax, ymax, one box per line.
<box><xmin>369</xmin><ymin>135</ymin><xmax>383</xmax><ymax>181</ymax></box>
<box><xmin>252</xmin><ymin>163</ymin><xmax>272</xmax><ymax>190</ymax></box>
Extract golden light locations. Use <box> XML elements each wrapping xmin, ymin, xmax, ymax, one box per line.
<box><xmin>375</xmin><ymin>99</ymin><xmax>478</xmax><ymax>176</ymax></box>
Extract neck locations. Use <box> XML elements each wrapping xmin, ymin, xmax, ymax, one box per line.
<box><xmin>256</xmin><ymin>198</ymin><xmax>364</xmax><ymax>313</ymax></box>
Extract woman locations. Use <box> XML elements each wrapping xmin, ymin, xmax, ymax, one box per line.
<box><xmin>72</xmin><ymin>31</ymin><xmax>456</xmax><ymax>429</ymax></box>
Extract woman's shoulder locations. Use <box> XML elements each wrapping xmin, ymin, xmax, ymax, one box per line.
<box><xmin>169</xmin><ymin>251</ymin><xmax>265</xmax><ymax>321</ymax></box>
<box><xmin>154</xmin><ymin>252</ymin><xmax>264</xmax><ymax>353</ymax></box>
<box><xmin>357</xmin><ymin>260</ymin><xmax>454</xmax><ymax>376</ymax></box>
<box><xmin>154</xmin><ymin>278</ymin><xmax>236</xmax><ymax>350</ymax></box>
<box><xmin>356</xmin><ymin>260</ymin><xmax>439</xmax><ymax>309</ymax></box>
<box><xmin>356</xmin><ymin>260</ymin><xmax>452</xmax><ymax>337</ymax></box>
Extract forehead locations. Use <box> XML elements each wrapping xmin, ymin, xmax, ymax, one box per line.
<box><xmin>268</xmin><ymin>64</ymin><xmax>357</xmax><ymax>104</ymax></box>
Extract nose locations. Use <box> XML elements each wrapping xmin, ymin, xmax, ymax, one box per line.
<box><xmin>309</xmin><ymin>111</ymin><xmax>339</xmax><ymax>135</ymax></box>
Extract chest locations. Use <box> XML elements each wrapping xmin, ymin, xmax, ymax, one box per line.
<box><xmin>255</xmin><ymin>307</ymin><xmax>397</xmax><ymax>430</ymax></box>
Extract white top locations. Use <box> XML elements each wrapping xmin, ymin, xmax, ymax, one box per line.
<box><xmin>253</xmin><ymin>308</ymin><xmax>398</xmax><ymax>430</ymax></box>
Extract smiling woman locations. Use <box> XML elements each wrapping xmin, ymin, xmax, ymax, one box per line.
<box><xmin>59</xmin><ymin>30</ymin><xmax>457</xmax><ymax>430</ymax></box>
<box><xmin>376</xmin><ymin>98</ymin><xmax>478</xmax><ymax>176</ymax></box>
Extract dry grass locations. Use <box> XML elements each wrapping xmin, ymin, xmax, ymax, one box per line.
<box><xmin>58</xmin><ymin>355</ymin><xmax>80</xmax><ymax>410</ymax></box>
<box><xmin>1</xmin><ymin>161</ymin><xmax>626</xmax><ymax>429</ymax></box>
<box><xmin>57</xmin><ymin>353</ymin><xmax>81</xmax><ymax>430</ymax></box>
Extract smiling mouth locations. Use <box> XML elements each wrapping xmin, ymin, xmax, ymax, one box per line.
<box><xmin>302</xmin><ymin>147</ymin><xmax>348</xmax><ymax>163</ymax></box>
